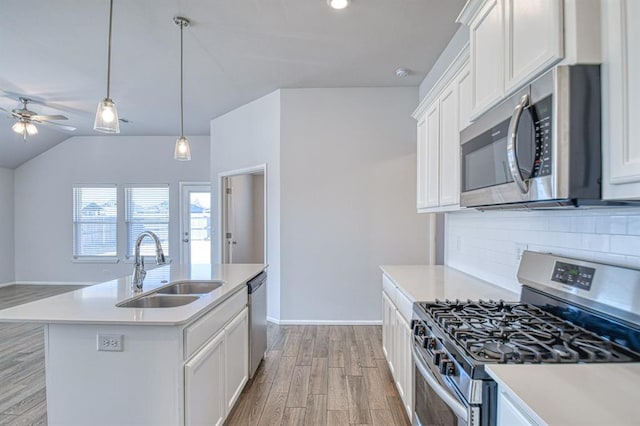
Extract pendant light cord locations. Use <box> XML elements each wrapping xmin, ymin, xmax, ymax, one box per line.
<box><xmin>106</xmin><ymin>0</ymin><xmax>114</xmax><ymax>99</ymax></box>
<box><xmin>180</xmin><ymin>21</ymin><xmax>184</xmax><ymax>137</ymax></box>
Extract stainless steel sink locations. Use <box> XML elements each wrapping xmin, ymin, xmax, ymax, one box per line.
<box><xmin>155</xmin><ymin>281</ymin><xmax>223</xmax><ymax>295</ymax></box>
<box><xmin>117</xmin><ymin>294</ymin><xmax>199</xmax><ymax>308</ymax></box>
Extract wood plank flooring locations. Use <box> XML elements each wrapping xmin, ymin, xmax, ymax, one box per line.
<box><xmin>225</xmin><ymin>324</ymin><xmax>410</xmax><ymax>426</ymax></box>
<box><xmin>0</xmin><ymin>285</ymin><xmax>410</xmax><ymax>426</ymax></box>
<box><xmin>0</xmin><ymin>284</ymin><xmax>84</xmax><ymax>426</ymax></box>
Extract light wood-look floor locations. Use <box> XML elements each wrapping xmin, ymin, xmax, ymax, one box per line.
<box><xmin>0</xmin><ymin>285</ymin><xmax>409</xmax><ymax>426</ymax></box>
<box><xmin>0</xmin><ymin>284</ymin><xmax>84</xmax><ymax>426</ymax></box>
<box><xmin>225</xmin><ymin>323</ymin><xmax>410</xmax><ymax>426</ymax></box>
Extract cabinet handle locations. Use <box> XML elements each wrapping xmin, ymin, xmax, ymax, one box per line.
<box><xmin>507</xmin><ymin>94</ymin><xmax>530</xmax><ymax>194</ymax></box>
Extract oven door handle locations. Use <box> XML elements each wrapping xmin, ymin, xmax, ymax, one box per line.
<box><xmin>506</xmin><ymin>93</ymin><xmax>530</xmax><ymax>194</ymax></box>
<box><xmin>412</xmin><ymin>345</ymin><xmax>469</xmax><ymax>422</ymax></box>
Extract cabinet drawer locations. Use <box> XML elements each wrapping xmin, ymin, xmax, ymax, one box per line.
<box><xmin>382</xmin><ymin>274</ymin><xmax>397</xmax><ymax>304</ymax></box>
<box><xmin>394</xmin><ymin>289</ymin><xmax>413</xmax><ymax>324</ymax></box>
<box><xmin>184</xmin><ymin>288</ymin><xmax>247</xmax><ymax>359</ymax></box>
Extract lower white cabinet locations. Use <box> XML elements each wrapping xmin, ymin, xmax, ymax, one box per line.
<box><xmin>185</xmin><ymin>306</ymin><xmax>249</xmax><ymax>426</ymax></box>
<box><xmin>224</xmin><ymin>307</ymin><xmax>249</xmax><ymax>412</ymax></box>
<box><xmin>185</xmin><ymin>331</ymin><xmax>226</xmax><ymax>426</ymax></box>
<box><xmin>381</xmin><ymin>274</ymin><xmax>413</xmax><ymax>419</ymax></box>
<box><xmin>497</xmin><ymin>389</ymin><xmax>537</xmax><ymax>426</ymax></box>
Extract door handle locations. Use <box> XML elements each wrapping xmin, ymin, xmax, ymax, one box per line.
<box><xmin>183</xmin><ymin>238</ymin><xmax>189</xmax><ymax>243</ymax></box>
<box><xmin>507</xmin><ymin>94</ymin><xmax>530</xmax><ymax>194</ymax></box>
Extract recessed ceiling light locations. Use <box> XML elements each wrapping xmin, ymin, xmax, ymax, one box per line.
<box><xmin>327</xmin><ymin>0</ymin><xmax>349</xmax><ymax>10</ymax></box>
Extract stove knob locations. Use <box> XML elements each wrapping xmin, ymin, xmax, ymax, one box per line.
<box><xmin>432</xmin><ymin>350</ymin><xmax>444</xmax><ymax>365</ymax></box>
<box><xmin>426</xmin><ymin>337</ymin><xmax>437</xmax><ymax>350</ymax></box>
<box><xmin>440</xmin><ymin>359</ymin><xmax>455</xmax><ymax>376</ymax></box>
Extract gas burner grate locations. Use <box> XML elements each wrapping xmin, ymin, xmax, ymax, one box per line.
<box><xmin>418</xmin><ymin>299</ymin><xmax>639</xmax><ymax>364</ymax></box>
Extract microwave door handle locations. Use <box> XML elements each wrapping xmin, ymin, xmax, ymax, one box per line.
<box><xmin>507</xmin><ymin>94</ymin><xmax>530</xmax><ymax>194</ymax></box>
<box><xmin>412</xmin><ymin>345</ymin><xmax>469</xmax><ymax>422</ymax></box>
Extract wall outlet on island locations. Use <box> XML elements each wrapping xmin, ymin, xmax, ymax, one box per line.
<box><xmin>97</xmin><ymin>334</ymin><xmax>123</xmax><ymax>352</ymax></box>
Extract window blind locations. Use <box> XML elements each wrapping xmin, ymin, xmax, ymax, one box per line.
<box><xmin>73</xmin><ymin>186</ymin><xmax>117</xmax><ymax>257</ymax></box>
<box><xmin>125</xmin><ymin>185</ymin><xmax>170</xmax><ymax>257</ymax></box>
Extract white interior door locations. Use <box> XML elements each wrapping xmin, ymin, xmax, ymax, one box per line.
<box><xmin>181</xmin><ymin>183</ymin><xmax>212</xmax><ymax>265</ymax></box>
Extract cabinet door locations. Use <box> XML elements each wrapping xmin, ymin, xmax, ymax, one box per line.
<box><xmin>497</xmin><ymin>391</ymin><xmax>537</xmax><ymax>426</ymax></box>
<box><xmin>397</xmin><ymin>313</ymin><xmax>413</xmax><ymax>419</ymax></box>
<box><xmin>425</xmin><ymin>102</ymin><xmax>440</xmax><ymax>208</ymax></box>
<box><xmin>185</xmin><ymin>331</ymin><xmax>225</xmax><ymax>426</ymax></box>
<box><xmin>416</xmin><ymin>115</ymin><xmax>428</xmax><ymax>210</ymax></box>
<box><xmin>470</xmin><ymin>0</ymin><xmax>505</xmax><ymax>117</ymax></box>
<box><xmin>439</xmin><ymin>82</ymin><xmax>459</xmax><ymax>207</ymax></box>
<box><xmin>457</xmin><ymin>62</ymin><xmax>473</xmax><ymax>131</ymax></box>
<box><xmin>224</xmin><ymin>307</ymin><xmax>249</xmax><ymax>413</ymax></box>
<box><xmin>393</xmin><ymin>309</ymin><xmax>406</xmax><ymax>401</ymax></box>
<box><xmin>504</xmin><ymin>0</ymin><xmax>563</xmax><ymax>93</ymax></box>
<box><xmin>603</xmin><ymin>0</ymin><xmax>640</xmax><ymax>199</ymax></box>
<box><xmin>382</xmin><ymin>292</ymin><xmax>396</xmax><ymax>375</ymax></box>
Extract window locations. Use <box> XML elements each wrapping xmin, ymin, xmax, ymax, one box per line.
<box><xmin>73</xmin><ymin>186</ymin><xmax>117</xmax><ymax>258</ymax></box>
<box><xmin>125</xmin><ymin>185</ymin><xmax>170</xmax><ymax>257</ymax></box>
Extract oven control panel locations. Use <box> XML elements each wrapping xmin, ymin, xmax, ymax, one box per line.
<box><xmin>551</xmin><ymin>261</ymin><xmax>595</xmax><ymax>291</ymax></box>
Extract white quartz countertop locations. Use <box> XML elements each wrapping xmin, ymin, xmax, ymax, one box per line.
<box><xmin>379</xmin><ymin>265</ymin><xmax>519</xmax><ymax>302</ymax></box>
<box><xmin>487</xmin><ymin>363</ymin><xmax>640</xmax><ymax>425</ymax></box>
<box><xmin>0</xmin><ymin>263</ymin><xmax>266</xmax><ymax>326</ymax></box>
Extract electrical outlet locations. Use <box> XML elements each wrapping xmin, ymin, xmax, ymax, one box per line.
<box><xmin>515</xmin><ymin>244</ymin><xmax>528</xmax><ymax>263</ymax></box>
<box><xmin>97</xmin><ymin>334</ymin><xmax>123</xmax><ymax>352</ymax></box>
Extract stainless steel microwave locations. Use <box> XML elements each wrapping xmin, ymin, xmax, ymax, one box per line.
<box><xmin>460</xmin><ymin>65</ymin><xmax>601</xmax><ymax>209</ymax></box>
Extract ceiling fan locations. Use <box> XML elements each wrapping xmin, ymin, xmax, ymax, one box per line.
<box><xmin>1</xmin><ymin>97</ymin><xmax>76</xmax><ymax>140</ymax></box>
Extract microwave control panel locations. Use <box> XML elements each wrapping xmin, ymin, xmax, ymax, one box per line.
<box><xmin>531</xmin><ymin>96</ymin><xmax>552</xmax><ymax>178</ymax></box>
<box><xmin>551</xmin><ymin>261</ymin><xmax>595</xmax><ymax>291</ymax></box>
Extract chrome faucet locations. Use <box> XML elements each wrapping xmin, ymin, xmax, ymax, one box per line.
<box><xmin>132</xmin><ymin>231</ymin><xmax>167</xmax><ymax>292</ymax></box>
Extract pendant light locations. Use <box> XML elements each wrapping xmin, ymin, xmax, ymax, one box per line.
<box><xmin>94</xmin><ymin>0</ymin><xmax>120</xmax><ymax>133</ymax></box>
<box><xmin>173</xmin><ymin>16</ymin><xmax>191</xmax><ymax>161</ymax></box>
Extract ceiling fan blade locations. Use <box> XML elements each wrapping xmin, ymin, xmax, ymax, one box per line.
<box><xmin>35</xmin><ymin>120</ymin><xmax>76</xmax><ymax>132</ymax></box>
<box><xmin>31</xmin><ymin>114</ymin><xmax>68</xmax><ymax>121</ymax></box>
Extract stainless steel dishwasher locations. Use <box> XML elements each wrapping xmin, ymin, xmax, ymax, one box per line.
<box><xmin>247</xmin><ymin>271</ymin><xmax>267</xmax><ymax>379</ymax></box>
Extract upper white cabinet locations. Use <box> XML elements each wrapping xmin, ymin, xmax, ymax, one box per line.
<box><xmin>413</xmin><ymin>50</ymin><xmax>471</xmax><ymax>213</ymax></box>
<box><xmin>602</xmin><ymin>0</ymin><xmax>640</xmax><ymax>199</ymax></box>
<box><xmin>459</xmin><ymin>0</ymin><xmax>564</xmax><ymax>119</ymax></box>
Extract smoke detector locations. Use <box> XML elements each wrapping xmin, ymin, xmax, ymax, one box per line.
<box><xmin>395</xmin><ymin>68</ymin><xmax>410</xmax><ymax>78</ymax></box>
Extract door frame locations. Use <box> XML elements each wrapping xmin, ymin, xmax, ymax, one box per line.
<box><xmin>179</xmin><ymin>182</ymin><xmax>212</xmax><ymax>265</ymax></box>
<box><xmin>217</xmin><ymin>164</ymin><xmax>268</xmax><ymax>264</ymax></box>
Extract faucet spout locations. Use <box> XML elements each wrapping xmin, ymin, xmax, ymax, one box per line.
<box><xmin>132</xmin><ymin>231</ymin><xmax>167</xmax><ymax>292</ymax></box>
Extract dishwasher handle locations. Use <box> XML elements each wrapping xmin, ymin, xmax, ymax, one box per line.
<box><xmin>247</xmin><ymin>271</ymin><xmax>267</xmax><ymax>294</ymax></box>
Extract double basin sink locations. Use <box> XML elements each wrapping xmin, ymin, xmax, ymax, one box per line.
<box><xmin>117</xmin><ymin>281</ymin><xmax>224</xmax><ymax>308</ymax></box>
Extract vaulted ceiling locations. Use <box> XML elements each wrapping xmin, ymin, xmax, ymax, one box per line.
<box><xmin>0</xmin><ymin>0</ymin><xmax>464</xmax><ymax>168</ymax></box>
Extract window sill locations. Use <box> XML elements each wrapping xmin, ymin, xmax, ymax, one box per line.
<box><xmin>71</xmin><ymin>257</ymin><xmax>120</xmax><ymax>264</ymax></box>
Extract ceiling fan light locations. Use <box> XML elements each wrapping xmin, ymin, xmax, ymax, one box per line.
<box><xmin>25</xmin><ymin>122</ymin><xmax>38</xmax><ymax>135</ymax></box>
<box><xmin>94</xmin><ymin>98</ymin><xmax>120</xmax><ymax>133</ymax></box>
<box><xmin>174</xmin><ymin>136</ymin><xmax>191</xmax><ymax>161</ymax></box>
<box><xmin>11</xmin><ymin>121</ymin><xmax>26</xmax><ymax>134</ymax></box>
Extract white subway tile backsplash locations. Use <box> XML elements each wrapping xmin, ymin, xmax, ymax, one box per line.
<box><xmin>445</xmin><ymin>207</ymin><xmax>640</xmax><ymax>293</ymax></box>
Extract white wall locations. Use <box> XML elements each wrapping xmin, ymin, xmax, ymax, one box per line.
<box><xmin>446</xmin><ymin>208</ymin><xmax>640</xmax><ymax>294</ymax></box>
<box><xmin>279</xmin><ymin>88</ymin><xmax>430</xmax><ymax>322</ymax></box>
<box><xmin>14</xmin><ymin>136</ymin><xmax>210</xmax><ymax>283</ymax></box>
<box><xmin>210</xmin><ymin>91</ymin><xmax>281</xmax><ymax>320</ymax></box>
<box><xmin>0</xmin><ymin>167</ymin><xmax>15</xmax><ymax>284</ymax></box>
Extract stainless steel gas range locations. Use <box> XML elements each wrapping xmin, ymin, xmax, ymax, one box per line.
<box><xmin>411</xmin><ymin>251</ymin><xmax>640</xmax><ymax>426</ymax></box>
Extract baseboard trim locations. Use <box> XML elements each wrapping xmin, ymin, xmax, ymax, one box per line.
<box><xmin>267</xmin><ymin>317</ymin><xmax>382</xmax><ymax>326</ymax></box>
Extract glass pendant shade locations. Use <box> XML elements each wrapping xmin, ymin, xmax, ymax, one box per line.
<box><xmin>94</xmin><ymin>98</ymin><xmax>120</xmax><ymax>133</ymax></box>
<box><xmin>174</xmin><ymin>136</ymin><xmax>191</xmax><ymax>161</ymax></box>
<box><xmin>11</xmin><ymin>121</ymin><xmax>26</xmax><ymax>134</ymax></box>
<box><xmin>25</xmin><ymin>122</ymin><xmax>38</xmax><ymax>135</ymax></box>
<box><xmin>12</xmin><ymin>120</ymin><xmax>38</xmax><ymax>137</ymax></box>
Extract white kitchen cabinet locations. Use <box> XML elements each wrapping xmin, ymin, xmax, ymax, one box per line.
<box><xmin>413</xmin><ymin>52</ymin><xmax>470</xmax><ymax>213</ymax></box>
<box><xmin>497</xmin><ymin>389</ymin><xmax>537</xmax><ymax>426</ymax></box>
<box><xmin>185</xmin><ymin>331</ymin><xmax>226</xmax><ymax>426</ymax></box>
<box><xmin>224</xmin><ymin>306</ymin><xmax>249</xmax><ymax>413</ymax></box>
<box><xmin>382</xmin><ymin>274</ymin><xmax>413</xmax><ymax>419</ymax></box>
<box><xmin>469</xmin><ymin>0</ymin><xmax>505</xmax><ymax>117</ymax></box>
<box><xmin>504</xmin><ymin>0</ymin><xmax>563</xmax><ymax>94</ymax></box>
<box><xmin>602</xmin><ymin>0</ymin><xmax>640</xmax><ymax>200</ymax></box>
<box><xmin>459</xmin><ymin>0</ymin><xmax>563</xmax><ymax>119</ymax></box>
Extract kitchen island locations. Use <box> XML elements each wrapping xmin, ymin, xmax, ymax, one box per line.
<box><xmin>0</xmin><ymin>263</ymin><xmax>266</xmax><ymax>426</ymax></box>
